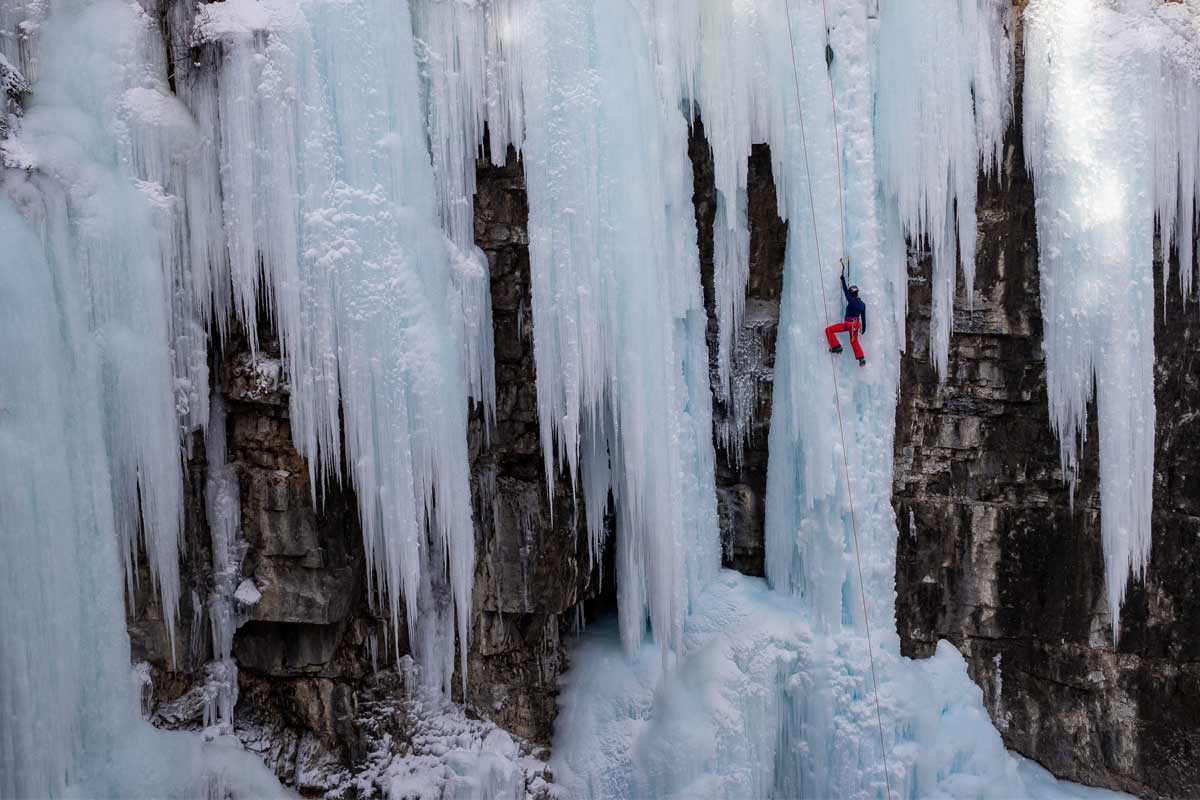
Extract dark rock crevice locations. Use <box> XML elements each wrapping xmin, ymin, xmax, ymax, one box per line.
<box><xmin>460</xmin><ymin>146</ymin><xmax>604</xmax><ymax>743</ymax></box>
<box><xmin>690</xmin><ymin>116</ymin><xmax>787</xmax><ymax>578</ymax></box>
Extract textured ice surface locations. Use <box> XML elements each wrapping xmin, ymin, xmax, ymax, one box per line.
<box><xmin>876</xmin><ymin>0</ymin><xmax>1015</xmax><ymax>378</ymax></box>
<box><xmin>553</xmin><ymin>573</ymin><xmax>1130</xmax><ymax>800</ymax></box>
<box><xmin>1024</xmin><ymin>0</ymin><xmax>1200</xmax><ymax>634</ymax></box>
<box><xmin>0</xmin><ymin>1</ymin><xmax>283</xmax><ymax>795</ymax></box>
<box><xmin>1</xmin><ymin>0</ymin><xmax>191</xmax><ymax>655</ymax></box>
<box><xmin>0</xmin><ymin>148</ymin><xmax>285</xmax><ymax>800</ymax></box>
<box><xmin>193</xmin><ymin>0</ymin><xmax>482</xmax><ymax>692</ymax></box>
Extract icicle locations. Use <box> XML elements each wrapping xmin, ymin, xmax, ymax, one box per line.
<box><xmin>1024</xmin><ymin>0</ymin><xmax>1199</xmax><ymax>638</ymax></box>
<box><xmin>192</xmin><ymin>0</ymin><xmax>477</xmax><ymax>693</ymax></box>
<box><xmin>875</xmin><ymin>0</ymin><xmax>1015</xmax><ymax>378</ymax></box>
<box><xmin>411</xmin><ymin>3</ymin><xmax>498</xmax><ymax>425</ymax></box>
<box><xmin>509</xmin><ymin>0</ymin><xmax>719</xmax><ymax>658</ymax></box>
<box><xmin>204</xmin><ymin>394</ymin><xmax>246</xmax><ymax>732</ymax></box>
<box><xmin>1150</xmin><ymin>5</ymin><xmax>1200</xmax><ymax>304</ymax></box>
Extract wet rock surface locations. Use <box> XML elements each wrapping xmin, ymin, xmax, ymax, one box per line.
<box><xmin>892</xmin><ymin>17</ymin><xmax>1200</xmax><ymax>798</ymax></box>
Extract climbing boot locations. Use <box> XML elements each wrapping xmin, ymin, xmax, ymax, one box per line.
<box><xmin>858</xmin><ymin>357</ymin><xmax>866</xmax><ymax>367</ymax></box>
<box><xmin>829</xmin><ymin>345</ymin><xmax>843</xmax><ymax>354</ymax></box>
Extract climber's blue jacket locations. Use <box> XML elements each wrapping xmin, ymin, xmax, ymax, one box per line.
<box><xmin>841</xmin><ymin>275</ymin><xmax>867</xmax><ymax>334</ymax></box>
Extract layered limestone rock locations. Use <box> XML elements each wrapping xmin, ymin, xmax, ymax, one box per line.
<box><xmin>892</xmin><ymin>13</ymin><xmax>1200</xmax><ymax>797</ymax></box>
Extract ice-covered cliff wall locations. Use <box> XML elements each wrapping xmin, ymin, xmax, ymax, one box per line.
<box><xmin>1024</xmin><ymin>0</ymin><xmax>1200</xmax><ymax>634</ymax></box>
<box><xmin>896</xmin><ymin>3</ymin><xmax>1200</xmax><ymax>796</ymax></box>
<box><xmin>2</xmin><ymin>0</ymin><xmax>1197</xmax><ymax>797</ymax></box>
<box><xmin>189</xmin><ymin>0</ymin><xmax>483</xmax><ymax>693</ymax></box>
<box><xmin>0</xmin><ymin>1</ymin><xmax>281</xmax><ymax>794</ymax></box>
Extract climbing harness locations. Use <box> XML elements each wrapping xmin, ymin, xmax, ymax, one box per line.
<box><xmin>782</xmin><ymin>2</ymin><xmax>894</xmax><ymax>799</ymax></box>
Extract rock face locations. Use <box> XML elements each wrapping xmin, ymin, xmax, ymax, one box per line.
<box><xmin>126</xmin><ymin>150</ymin><xmax>599</xmax><ymax>788</ymax></box>
<box><xmin>892</xmin><ymin>13</ymin><xmax>1200</xmax><ymax>798</ymax></box>
<box><xmin>0</xmin><ymin>53</ymin><xmax>28</xmax><ymax>140</ymax></box>
<box><xmin>464</xmin><ymin>149</ymin><xmax>600</xmax><ymax>743</ymax></box>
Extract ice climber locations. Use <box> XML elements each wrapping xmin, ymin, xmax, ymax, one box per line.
<box><xmin>825</xmin><ymin>265</ymin><xmax>867</xmax><ymax>366</ymax></box>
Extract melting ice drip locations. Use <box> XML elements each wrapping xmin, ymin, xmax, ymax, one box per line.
<box><xmin>1024</xmin><ymin>0</ymin><xmax>1200</xmax><ymax>636</ymax></box>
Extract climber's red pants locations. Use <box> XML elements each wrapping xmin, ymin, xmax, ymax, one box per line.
<box><xmin>825</xmin><ymin>318</ymin><xmax>864</xmax><ymax>359</ymax></box>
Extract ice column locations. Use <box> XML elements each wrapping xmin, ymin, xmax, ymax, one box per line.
<box><xmin>1024</xmin><ymin>0</ymin><xmax>1200</xmax><ymax>634</ymax></box>
<box><xmin>875</xmin><ymin>0</ymin><xmax>1015</xmax><ymax>377</ymax></box>
<box><xmin>753</xmin><ymin>0</ymin><xmax>903</xmax><ymax>641</ymax></box>
<box><xmin>0</xmin><ymin>194</ymin><xmax>130</xmax><ymax>800</ymax></box>
<box><xmin>411</xmin><ymin>1</ymin><xmax>498</xmax><ymax>425</ymax></box>
<box><xmin>1</xmin><ymin>0</ymin><xmax>198</xmax><ymax>655</ymax></box>
<box><xmin>194</xmin><ymin>0</ymin><xmax>477</xmax><ymax>691</ymax></box>
<box><xmin>511</xmin><ymin>0</ymin><xmax>720</xmax><ymax>656</ymax></box>
<box><xmin>204</xmin><ymin>395</ymin><xmax>247</xmax><ymax>731</ymax></box>
<box><xmin>0</xmin><ymin>0</ymin><xmax>213</xmax><ymax>790</ymax></box>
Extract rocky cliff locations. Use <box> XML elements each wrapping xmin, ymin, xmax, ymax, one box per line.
<box><xmin>892</xmin><ymin>10</ymin><xmax>1200</xmax><ymax>798</ymax></box>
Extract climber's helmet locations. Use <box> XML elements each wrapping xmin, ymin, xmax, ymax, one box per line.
<box><xmin>848</xmin><ymin>285</ymin><xmax>860</xmax><ymax>297</ymax></box>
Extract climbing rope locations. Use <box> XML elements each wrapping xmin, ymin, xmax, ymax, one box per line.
<box><xmin>781</xmin><ymin>2</ymin><xmax>894</xmax><ymax>799</ymax></box>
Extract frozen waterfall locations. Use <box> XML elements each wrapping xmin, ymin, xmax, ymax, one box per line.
<box><xmin>0</xmin><ymin>1</ymin><xmax>283</xmax><ymax>794</ymax></box>
<box><xmin>191</xmin><ymin>0</ymin><xmax>483</xmax><ymax>693</ymax></box>
<box><xmin>0</xmin><ymin>0</ymin><xmax>1193</xmax><ymax>796</ymax></box>
<box><xmin>1024</xmin><ymin>0</ymin><xmax>1200</xmax><ymax>636</ymax></box>
<box><xmin>545</xmin><ymin>1</ymin><xmax>1065</xmax><ymax>796</ymax></box>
